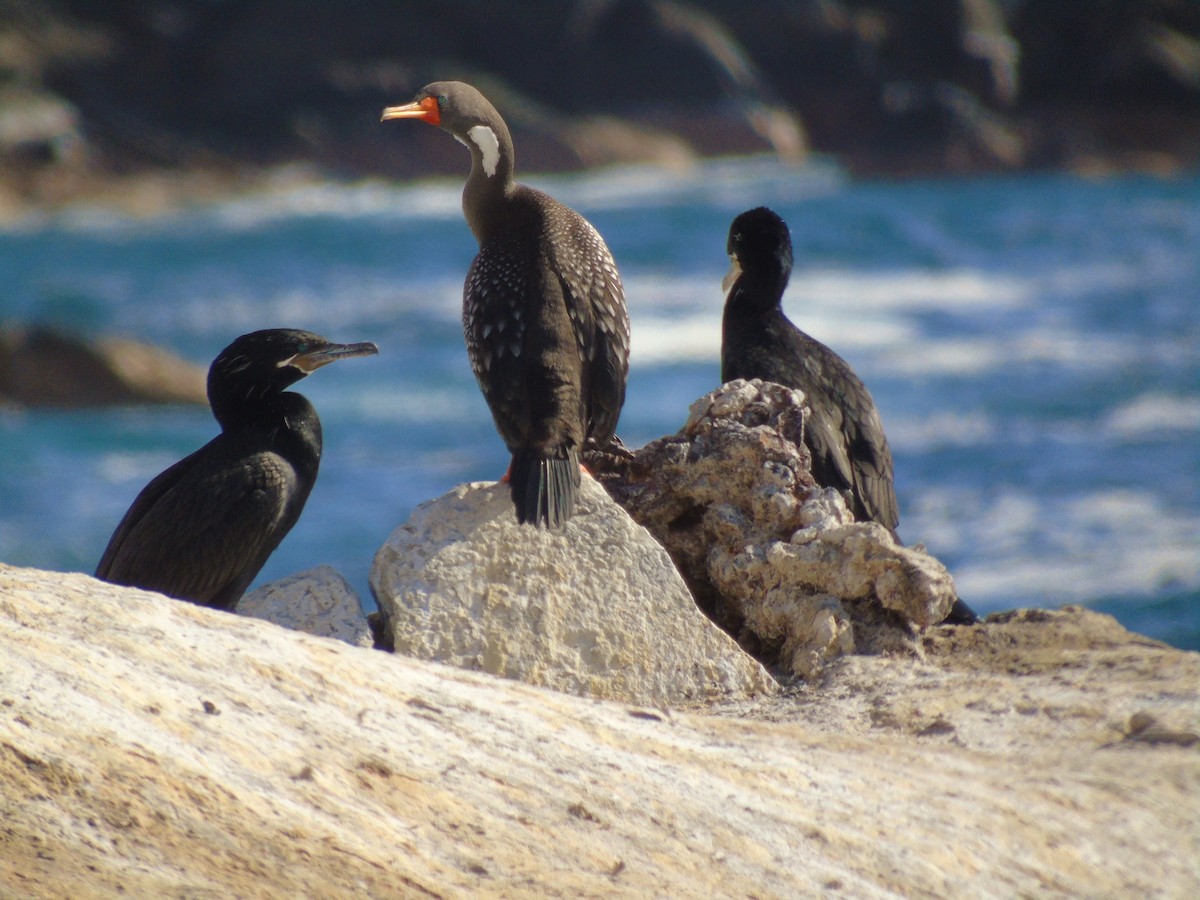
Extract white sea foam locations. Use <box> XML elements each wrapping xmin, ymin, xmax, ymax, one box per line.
<box><xmin>624</xmin><ymin>270</ymin><xmax>953</xmax><ymax>365</ymax></box>
<box><xmin>884</xmin><ymin>411</ymin><xmax>999</xmax><ymax>451</ymax></box>
<box><xmin>160</xmin><ymin>274</ymin><xmax>465</xmax><ymax>337</ymax></box>
<box><xmin>877</xmin><ymin>327</ymin><xmax>1148</xmax><ymax>378</ymax></box>
<box><xmin>1104</xmin><ymin>393</ymin><xmax>1200</xmax><ymax>438</ymax></box>
<box><xmin>353</xmin><ymin>387</ymin><xmax>482</xmax><ymax>424</ymax></box>
<box><xmin>907</xmin><ymin>486</ymin><xmax>1200</xmax><ymax>608</ymax></box>
<box><xmin>3</xmin><ymin>157</ymin><xmax>841</xmax><ymax>235</ymax></box>
<box><xmin>630</xmin><ymin>267</ymin><xmax>1032</xmax><ymax>316</ymax></box>
<box><xmin>626</xmin><ymin>260</ymin><xmax>1192</xmax><ymax>380</ymax></box>
<box><xmin>788</xmin><ymin>268</ymin><xmax>1032</xmax><ymax>313</ymax></box>
<box><xmin>625</xmin><ymin>266</ymin><xmax>1034</xmax><ymax>370</ymax></box>
<box><xmin>1039</xmin><ymin>259</ymin><xmax>1187</xmax><ymax>298</ymax></box>
<box><xmin>207</xmin><ymin>178</ymin><xmax>466</xmax><ymax>230</ymax></box>
<box><xmin>7</xmin><ymin>176</ymin><xmax>468</xmax><ymax>235</ymax></box>
<box><xmin>220</xmin><ymin>156</ymin><xmax>840</xmax><ymax>225</ymax></box>
<box><xmin>98</xmin><ymin>451</ymin><xmax>180</xmax><ymax>484</ymax></box>
<box><xmin>538</xmin><ymin>156</ymin><xmax>844</xmax><ymax>212</ymax></box>
<box><xmin>630</xmin><ymin>314</ymin><xmax>722</xmax><ymax>365</ymax></box>
<box><xmin>629</xmin><ymin>309</ymin><xmax>914</xmax><ymax>367</ymax></box>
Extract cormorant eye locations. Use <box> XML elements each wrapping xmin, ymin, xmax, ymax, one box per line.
<box><xmin>295</xmin><ymin>343</ymin><xmax>309</xmax><ymax>354</ymax></box>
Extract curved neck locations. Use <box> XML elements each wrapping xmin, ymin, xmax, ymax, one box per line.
<box><xmin>211</xmin><ymin>390</ymin><xmax>320</xmax><ymax>463</ymax></box>
<box><xmin>726</xmin><ymin>267</ymin><xmax>790</xmax><ymax>317</ymax></box>
<box><xmin>210</xmin><ymin>380</ymin><xmax>283</xmax><ymax>430</ymax></box>
<box><xmin>461</xmin><ymin>120</ymin><xmax>516</xmax><ymax>244</ymax></box>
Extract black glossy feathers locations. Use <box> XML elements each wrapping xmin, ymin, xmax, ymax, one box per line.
<box><xmin>95</xmin><ymin>329</ymin><xmax>377</xmax><ymax>610</ymax></box>
<box><xmin>721</xmin><ymin>207</ymin><xmax>900</xmax><ymax>533</ymax></box>
<box><xmin>721</xmin><ymin>208</ymin><xmax>979</xmax><ymax>625</ymax></box>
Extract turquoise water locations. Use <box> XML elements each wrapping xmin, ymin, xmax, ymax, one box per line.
<box><xmin>2</xmin><ymin>159</ymin><xmax>1197</xmax><ymax>649</ymax></box>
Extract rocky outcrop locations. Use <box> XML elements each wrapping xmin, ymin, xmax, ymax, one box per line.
<box><xmin>238</xmin><ymin>565</ymin><xmax>373</xmax><ymax>649</ymax></box>
<box><xmin>370</xmin><ymin>477</ymin><xmax>774</xmax><ymax>705</ymax></box>
<box><xmin>591</xmin><ymin>380</ymin><xmax>959</xmax><ymax>678</ymax></box>
<box><xmin>2</xmin><ymin>564</ymin><xmax>1198</xmax><ymax>897</ymax></box>
<box><xmin>0</xmin><ymin>323</ymin><xmax>207</xmax><ymax>408</ymax></box>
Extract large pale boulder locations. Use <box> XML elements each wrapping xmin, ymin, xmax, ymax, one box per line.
<box><xmin>2</xmin><ymin>564</ymin><xmax>1198</xmax><ymax>898</ymax></box>
<box><xmin>371</xmin><ymin>476</ymin><xmax>774</xmax><ymax>705</ymax></box>
<box><xmin>591</xmin><ymin>380</ymin><xmax>958</xmax><ymax>677</ymax></box>
<box><xmin>238</xmin><ymin>565</ymin><xmax>373</xmax><ymax>648</ymax></box>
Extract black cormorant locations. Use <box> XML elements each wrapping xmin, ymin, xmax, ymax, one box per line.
<box><xmin>382</xmin><ymin>81</ymin><xmax>630</xmax><ymax>529</ymax></box>
<box><xmin>95</xmin><ymin>329</ymin><xmax>377</xmax><ymax>610</ymax></box>
<box><xmin>721</xmin><ymin>207</ymin><xmax>978</xmax><ymax>624</ymax></box>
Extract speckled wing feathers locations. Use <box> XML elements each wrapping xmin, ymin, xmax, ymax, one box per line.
<box><xmin>543</xmin><ymin>200</ymin><xmax>629</xmax><ymax>447</ymax></box>
<box><xmin>463</xmin><ymin>188</ymin><xmax>629</xmax><ymax>454</ymax></box>
<box><xmin>463</xmin><ymin>239</ymin><xmax>533</xmax><ymax>449</ymax></box>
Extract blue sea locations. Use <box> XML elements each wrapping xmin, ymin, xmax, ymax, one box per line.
<box><xmin>2</xmin><ymin>158</ymin><xmax>1197</xmax><ymax>650</ymax></box>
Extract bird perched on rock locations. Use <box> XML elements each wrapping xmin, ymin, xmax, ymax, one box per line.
<box><xmin>95</xmin><ymin>329</ymin><xmax>377</xmax><ymax>610</ymax></box>
<box><xmin>720</xmin><ymin>207</ymin><xmax>978</xmax><ymax>624</ymax></box>
<box><xmin>382</xmin><ymin>81</ymin><xmax>630</xmax><ymax>529</ymax></box>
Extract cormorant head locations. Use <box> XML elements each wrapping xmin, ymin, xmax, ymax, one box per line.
<box><xmin>382</xmin><ymin>81</ymin><xmax>510</xmax><ymax>179</ymax></box>
<box><xmin>208</xmin><ymin>329</ymin><xmax>378</xmax><ymax>406</ymax></box>
<box><xmin>723</xmin><ymin>207</ymin><xmax>794</xmax><ymax>297</ymax></box>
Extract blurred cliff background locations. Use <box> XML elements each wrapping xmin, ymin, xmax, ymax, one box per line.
<box><xmin>2</xmin><ymin>0</ymin><xmax>1199</xmax><ymax>215</ymax></box>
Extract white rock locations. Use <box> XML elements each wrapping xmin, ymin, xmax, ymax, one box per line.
<box><xmin>239</xmin><ymin>565</ymin><xmax>373</xmax><ymax>648</ymax></box>
<box><xmin>2</xmin><ymin>564</ymin><xmax>1198</xmax><ymax>898</ymax></box>
<box><xmin>370</xmin><ymin>476</ymin><xmax>775</xmax><ymax>704</ymax></box>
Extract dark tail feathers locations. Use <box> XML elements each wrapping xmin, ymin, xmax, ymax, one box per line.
<box><xmin>509</xmin><ymin>448</ymin><xmax>581</xmax><ymax>529</ymax></box>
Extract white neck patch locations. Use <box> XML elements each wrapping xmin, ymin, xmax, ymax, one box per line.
<box><xmin>722</xmin><ymin>257</ymin><xmax>741</xmax><ymax>295</ymax></box>
<box><xmin>467</xmin><ymin>124</ymin><xmax>500</xmax><ymax>177</ymax></box>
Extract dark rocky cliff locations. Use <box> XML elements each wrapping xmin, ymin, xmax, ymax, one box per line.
<box><xmin>2</xmin><ymin>1</ymin><xmax>1198</xmax><ymax>211</ymax></box>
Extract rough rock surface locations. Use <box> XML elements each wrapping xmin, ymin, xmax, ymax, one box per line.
<box><xmin>592</xmin><ymin>380</ymin><xmax>957</xmax><ymax>678</ymax></box>
<box><xmin>370</xmin><ymin>477</ymin><xmax>774</xmax><ymax>705</ymax></box>
<box><xmin>2</xmin><ymin>565</ymin><xmax>1198</xmax><ymax>898</ymax></box>
<box><xmin>239</xmin><ymin>565</ymin><xmax>372</xmax><ymax>649</ymax></box>
<box><xmin>0</xmin><ymin>324</ymin><xmax>207</xmax><ymax>408</ymax></box>
<box><xmin>710</xmin><ymin>607</ymin><xmax>1200</xmax><ymax>755</ymax></box>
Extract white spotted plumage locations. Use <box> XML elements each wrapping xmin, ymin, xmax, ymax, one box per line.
<box><xmin>403</xmin><ymin>80</ymin><xmax>629</xmax><ymax>526</ymax></box>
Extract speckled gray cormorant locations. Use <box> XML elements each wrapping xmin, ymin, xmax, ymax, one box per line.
<box><xmin>720</xmin><ymin>207</ymin><xmax>978</xmax><ymax>624</ymax></box>
<box><xmin>382</xmin><ymin>81</ymin><xmax>630</xmax><ymax>529</ymax></box>
<box><xmin>95</xmin><ymin>329</ymin><xmax>377</xmax><ymax>610</ymax></box>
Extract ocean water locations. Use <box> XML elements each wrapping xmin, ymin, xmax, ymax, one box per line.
<box><xmin>2</xmin><ymin>158</ymin><xmax>1197</xmax><ymax>650</ymax></box>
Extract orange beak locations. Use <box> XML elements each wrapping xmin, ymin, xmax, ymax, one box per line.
<box><xmin>381</xmin><ymin>95</ymin><xmax>441</xmax><ymax>126</ymax></box>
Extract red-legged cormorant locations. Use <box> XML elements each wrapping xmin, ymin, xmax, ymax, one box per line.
<box><xmin>95</xmin><ymin>329</ymin><xmax>377</xmax><ymax>610</ymax></box>
<box><xmin>382</xmin><ymin>81</ymin><xmax>630</xmax><ymax>529</ymax></box>
<box><xmin>720</xmin><ymin>207</ymin><xmax>978</xmax><ymax>624</ymax></box>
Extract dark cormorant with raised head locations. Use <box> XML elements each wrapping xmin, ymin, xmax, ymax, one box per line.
<box><xmin>720</xmin><ymin>207</ymin><xmax>978</xmax><ymax>624</ymax></box>
<box><xmin>382</xmin><ymin>81</ymin><xmax>630</xmax><ymax>529</ymax></box>
<box><xmin>95</xmin><ymin>329</ymin><xmax>377</xmax><ymax>610</ymax></box>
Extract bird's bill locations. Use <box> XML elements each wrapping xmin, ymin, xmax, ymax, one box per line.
<box><xmin>381</xmin><ymin>95</ymin><xmax>440</xmax><ymax>125</ymax></box>
<box><xmin>722</xmin><ymin>257</ymin><xmax>742</xmax><ymax>295</ymax></box>
<box><xmin>288</xmin><ymin>341</ymin><xmax>379</xmax><ymax>374</ymax></box>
